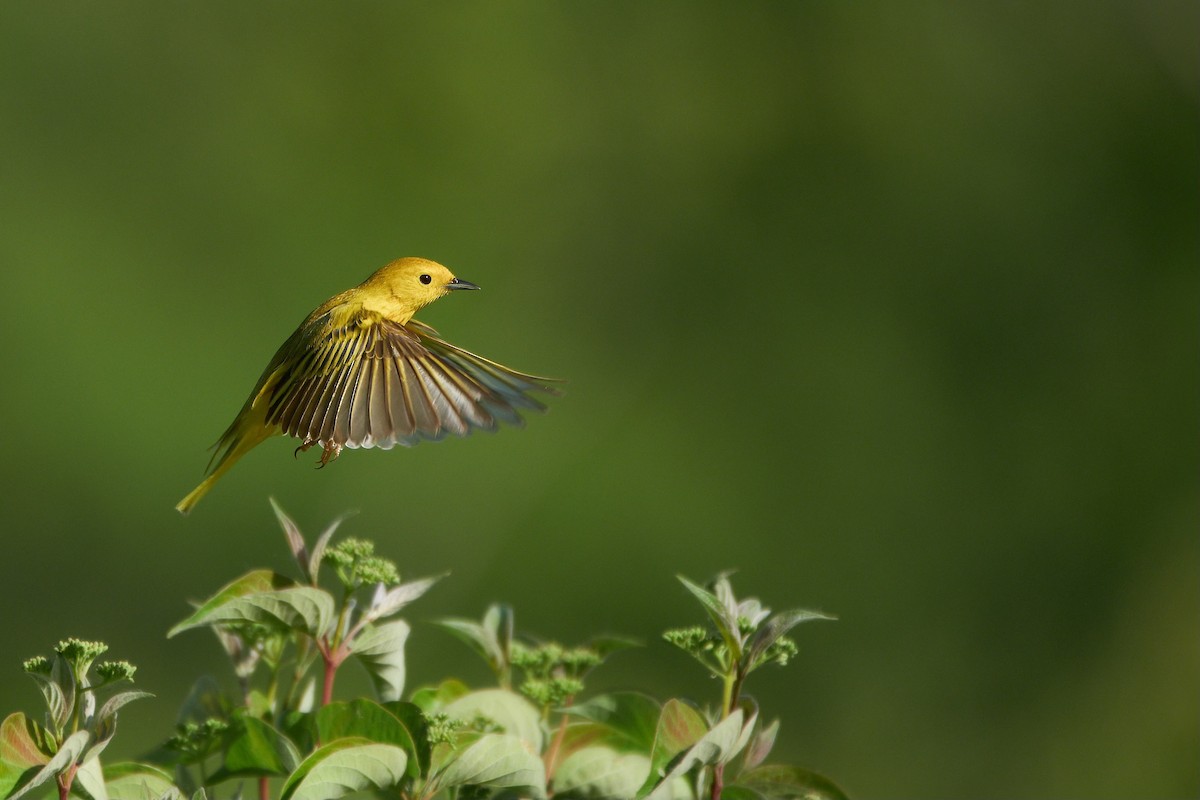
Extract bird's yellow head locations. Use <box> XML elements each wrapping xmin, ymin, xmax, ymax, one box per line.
<box><xmin>362</xmin><ymin>257</ymin><xmax>480</xmax><ymax>321</ymax></box>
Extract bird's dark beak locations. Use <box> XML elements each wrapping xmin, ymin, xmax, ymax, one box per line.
<box><xmin>447</xmin><ymin>277</ymin><xmax>481</xmax><ymax>291</ymax></box>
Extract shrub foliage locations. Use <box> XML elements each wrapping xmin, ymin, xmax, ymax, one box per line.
<box><xmin>0</xmin><ymin>502</ymin><xmax>845</xmax><ymax>800</ymax></box>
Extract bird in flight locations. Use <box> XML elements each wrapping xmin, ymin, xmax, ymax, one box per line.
<box><xmin>176</xmin><ymin>257</ymin><xmax>559</xmax><ymax>514</ymax></box>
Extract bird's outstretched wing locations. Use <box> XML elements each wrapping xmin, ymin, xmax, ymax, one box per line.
<box><xmin>264</xmin><ymin>310</ymin><xmax>559</xmax><ymax>450</ymax></box>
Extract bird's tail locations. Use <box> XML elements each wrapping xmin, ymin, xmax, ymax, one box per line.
<box><xmin>175</xmin><ymin>424</ymin><xmax>272</xmax><ymax>515</ymax></box>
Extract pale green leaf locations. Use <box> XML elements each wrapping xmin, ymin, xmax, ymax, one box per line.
<box><xmin>102</xmin><ymin>763</ymin><xmax>178</xmax><ymax>800</ymax></box>
<box><xmin>362</xmin><ymin>575</ymin><xmax>443</xmax><ymax>625</ymax></box>
<box><xmin>431</xmin><ymin>733</ymin><xmax>545</xmax><ymax>798</ymax></box>
<box><xmin>744</xmin><ymin>609</ymin><xmax>836</xmax><ymax>671</ymax></box>
<box><xmin>8</xmin><ymin>730</ymin><xmax>89</xmax><ymax>800</ymax></box>
<box><xmin>644</xmin><ymin>710</ymin><xmax>746</xmax><ymax>800</ymax></box>
<box><xmin>677</xmin><ymin>575</ymin><xmax>742</xmax><ymax>660</ymax></box>
<box><xmin>431</xmin><ymin>619</ymin><xmax>497</xmax><ymax>668</ymax></box>
<box><xmin>554</xmin><ymin>746</ymin><xmax>651</xmax><ymax>799</ymax></box>
<box><xmin>90</xmin><ymin>691</ymin><xmax>154</xmax><ymax>760</ymax></box>
<box><xmin>167</xmin><ymin>570</ymin><xmax>293</xmax><ymax>637</ymax></box>
<box><xmin>26</xmin><ymin>661</ymin><xmax>72</xmax><ymax>733</ymax></box>
<box><xmin>309</xmin><ymin>511</ymin><xmax>354</xmax><ymax>586</ymax></box>
<box><xmin>74</xmin><ymin>755</ymin><xmax>108</xmax><ymax>800</ymax></box>
<box><xmin>444</xmin><ymin>689</ymin><xmax>544</xmax><ymax>751</ymax></box>
<box><xmin>349</xmin><ymin>620</ymin><xmax>410</xmax><ymax>702</ymax></box>
<box><xmin>170</xmin><ymin>586</ymin><xmax>334</xmax><ymax>640</ymax></box>
<box><xmin>271</xmin><ymin>498</ymin><xmax>311</xmax><ymax>584</ymax></box>
<box><xmin>279</xmin><ymin>738</ymin><xmax>407</xmax><ymax>800</ymax></box>
<box><xmin>483</xmin><ymin>603</ymin><xmax>514</xmax><ymax>659</ymax></box>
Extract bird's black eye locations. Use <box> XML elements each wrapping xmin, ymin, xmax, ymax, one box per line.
<box><xmin>419</xmin><ymin>274</ymin><xmax>432</xmax><ymax>285</ymax></box>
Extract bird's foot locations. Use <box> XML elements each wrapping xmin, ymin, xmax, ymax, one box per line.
<box><xmin>294</xmin><ymin>439</ymin><xmax>316</xmax><ymax>459</ymax></box>
<box><xmin>317</xmin><ymin>441</ymin><xmax>342</xmax><ymax>469</ymax></box>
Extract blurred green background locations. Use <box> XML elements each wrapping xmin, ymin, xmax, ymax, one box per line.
<box><xmin>0</xmin><ymin>2</ymin><xmax>1196</xmax><ymax>797</ymax></box>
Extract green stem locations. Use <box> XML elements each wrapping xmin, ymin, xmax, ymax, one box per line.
<box><xmin>265</xmin><ymin>665</ymin><xmax>280</xmax><ymax>716</ymax></box>
<box><xmin>331</xmin><ymin>590</ymin><xmax>353</xmax><ymax>651</ymax></box>
<box><xmin>720</xmin><ymin>673</ymin><xmax>735</xmax><ymax>718</ymax></box>
<box><xmin>713</xmin><ymin>668</ymin><xmax>745</xmax><ymax>800</ymax></box>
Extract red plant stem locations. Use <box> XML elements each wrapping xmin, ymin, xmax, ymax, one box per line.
<box><xmin>710</xmin><ymin>763</ymin><xmax>725</xmax><ymax>800</ymax></box>
<box><xmin>258</xmin><ymin>776</ymin><xmax>269</xmax><ymax>800</ymax></box>
<box><xmin>543</xmin><ymin>713</ymin><xmax>571</xmax><ymax>780</ymax></box>
<box><xmin>57</xmin><ymin>765</ymin><xmax>77</xmax><ymax>800</ymax></box>
<box><xmin>322</xmin><ymin>655</ymin><xmax>337</xmax><ymax>707</ymax></box>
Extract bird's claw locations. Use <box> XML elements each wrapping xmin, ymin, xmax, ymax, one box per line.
<box><xmin>316</xmin><ymin>441</ymin><xmax>342</xmax><ymax>469</ymax></box>
<box><xmin>294</xmin><ymin>439</ymin><xmax>316</xmax><ymax>459</ymax></box>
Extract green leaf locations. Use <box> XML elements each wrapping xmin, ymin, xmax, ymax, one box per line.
<box><xmin>435</xmin><ymin>603</ymin><xmax>514</xmax><ymax>681</ymax></box>
<box><xmin>444</xmin><ymin>689</ymin><xmax>544</xmax><ymax>750</ymax></box>
<box><xmin>563</xmin><ymin>692</ymin><xmax>661</xmax><ymax>752</ymax></box>
<box><xmin>744</xmin><ymin>609</ymin><xmax>835</xmax><ymax>672</ymax></box>
<box><xmin>279</xmin><ymin>738</ymin><xmax>407</xmax><ymax>800</ymax></box>
<box><xmin>170</xmin><ymin>585</ymin><xmax>334</xmax><ymax>640</ymax></box>
<box><xmin>644</xmin><ymin>710</ymin><xmax>747</xmax><ymax>800</ymax></box>
<box><xmin>92</xmin><ymin>690</ymin><xmax>153</xmax><ymax>729</ymax></box>
<box><xmin>380</xmin><ymin>702</ymin><xmax>430</xmax><ymax>776</ymax></box>
<box><xmin>348</xmin><ymin>620</ymin><xmax>410</xmax><ymax>702</ymax></box>
<box><xmin>432</xmin><ymin>619</ymin><xmax>498</xmax><ymax>669</ymax></box>
<box><xmin>308</xmin><ymin>512</ymin><xmax>354</xmax><ymax>587</ymax></box>
<box><xmin>586</xmin><ymin>635</ymin><xmax>641</xmax><ymax>660</ymax></box>
<box><xmin>167</xmin><ymin>570</ymin><xmax>293</xmax><ymax>637</ymax></box>
<box><xmin>410</xmin><ymin>678</ymin><xmax>470</xmax><ymax>712</ymax></box>
<box><xmin>316</xmin><ymin>700</ymin><xmax>420</xmax><ymax>780</ymax></box>
<box><xmin>27</xmin><ymin>657</ymin><xmax>74</xmax><ymax>733</ymax></box>
<box><xmin>271</xmin><ymin>498</ymin><xmax>312</xmax><ymax>584</ymax></box>
<box><xmin>174</xmin><ymin>676</ymin><xmax>228</xmax><ymax>725</ymax></box>
<box><xmin>102</xmin><ymin>763</ymin><xmax>178</xmax><ymax>800</ymax></box>
<box><xmin>721</xmin><ymin>787</ymin><xmax>768</xmax><ymax>800</ymax></box>
<box><xmin>8</xmin><ymin>730</ymin><xmax>89</xmax><ymax>800</ymax></box>
<box><xmin>731</xmin><ymin>707</ymin><xmax>759</xmax><ymax>767</ymax></box>
<box><xmin>214</xmin><ymin>716</ymin><xmax>302</xmax><ymax>779</ymax></box>
<box><xmin>89</xmin><ymin>691</ymin><xmax>154</xmax><ymax>758</ymax></box>
<box><xmin>429</xmin><ymin>733</ymin><xmax>545</xmax><ymax>798</ymax></box>
<box><xmin>643</xmin><ymin>699</ymin><xmax>707</xmax><ymax>789</ymax></box>
<box><xmin>678</xmin><ymin>575</ymin><xmax>742</xmax><ymax>660</ymax></box>
<box><xmin>483</xmin><ymin>604</ymin><xmax>514</xmax><ymax>659</ymax></box>
<box><xmin>737</xmin><ymin>764</ymin><xmax>851</xmax><ymax>800</ymax></box>
<box><xmin>554</xmin><ymin>747</ymin><xmax>651</xmax><ymax>799</ymax></box>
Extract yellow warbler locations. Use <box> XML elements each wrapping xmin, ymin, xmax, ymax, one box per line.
<box><xmin>176</xmin><ymin>257</ymin><xmax>559</xmax><ymax>514</ymax></box>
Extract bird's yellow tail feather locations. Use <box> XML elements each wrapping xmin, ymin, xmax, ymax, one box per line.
<box><xmin>175</xmin><ymin>425</ymin><xmax>273</xmax><ymax>515</ymax></box>
<box><xmin>175</xmin><ymin>473</ymin><xmax>223</xmax><ymax>515</ymax></box>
